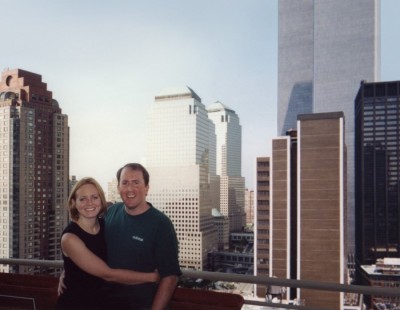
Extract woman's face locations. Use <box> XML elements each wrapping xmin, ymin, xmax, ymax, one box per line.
<box><xmin>74</xmin><ymin>183</ymin><xmax>102</xmax><ymax>219</ymax></box>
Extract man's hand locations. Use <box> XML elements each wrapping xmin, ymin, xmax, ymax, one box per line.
<box><xmin>58</xmin><ymin>270</ymin><xmax>66</xmax><ymax>296</ymax></box>
<box><xmin>151</xmin><ymin>275</ymin><xmax>178</xmax><ymax>310</ymax></box>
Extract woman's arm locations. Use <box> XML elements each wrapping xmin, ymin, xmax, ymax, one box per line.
<box><xmin>61</xmin><ymin>233</ymin><xmax>159</xmax><ymax>284</ymax></box>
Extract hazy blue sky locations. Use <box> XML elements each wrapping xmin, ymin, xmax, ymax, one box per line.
<box><xmin>1</xmin><ymin>1</ymin><xmax>399</xmax><ymax>191</ymax></box>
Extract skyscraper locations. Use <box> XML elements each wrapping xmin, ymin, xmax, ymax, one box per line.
<box><xmin>296</xmin><ymin>113</ymin><xmax>347</xmax><ymax>309</ymax></box>
<box><xmin>146</xmin><ymin>86</ymin><xmax>218</xmax><ymax>270</ymax></box>
<box><xmin>355</xmin><ymin>81</ymin><xmax>400</xmax><ymax>266</ymax></box>
<box><xmin>268</xmin><ymin>132</ymin><xmax>297</xmax><ymax>298</ymax></box>
<box><xmin>277</xmin><ymin>0</ymin><xmax>380</xmax><ymax>250</ymax></box>
<box><xmin>0</xmin><ymin>69</ymin><xmax>69</xmax><ymax>273</ymax></box>
<box><xmin>207</xmin><ymin>102</ymin><xmax>245</xmax><ymax>233</ymax></box>
<box><xmin>270</xmin><ymin>112</ymin><xmax>347</xmax><ymax>309</ymax></box>
<box><xmin>255</xmin><ymin>156</ymin><xmax>270</xmax><ymax>297</ymax></box>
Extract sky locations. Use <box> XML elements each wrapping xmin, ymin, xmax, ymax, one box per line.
<box><xmin>1</xmin><ymin>0</ymin><xmax>399</xmax><ymax>192</ymax></box>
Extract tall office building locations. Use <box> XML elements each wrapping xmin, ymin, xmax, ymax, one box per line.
<box><xmin>270</xmin><ymin>112</ymin><xmax>347</xmax><ymax>309</ymax></box>
<box><xmin>255</xmin><ymin>157</ymin><xmax>270</xmax><ymax>297</ymax></box>
<box><xmin>0</xmin><ymin>69</ymin><xmax>69</xmax><ymax>274</ymax></box>
<box><xmin>268</xmin><ymin>131</ymin><xmax>297</xmax><ymax>300</ymax></box>
<box><xmin>146</xmin><ymin>86</ymin><xmax>218</xmax><ymax>270</ymax></box>
<box><xmin>207</xmin><ymin>102</ymin><xmax>245</xmax><ymax>232</ymax></box>
<box><xmin>277</xmin><ymin>0</ymin><xmax>380</xmax><ymax>250</ymax></box>
<box><xmin>355</xmin><ymin>81</ymin><xmax>400</xmax><ymax>266</ymax></box>
<box><xmin>297</xmin><ymin>113</ymin><xmax>347</xmax><ymax>309</ymax></box>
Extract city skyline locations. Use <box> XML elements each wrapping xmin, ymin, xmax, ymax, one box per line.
<box><xmin>1</xmin><ymin>1</ymin><xmax>399</xmax><ymax>192</ymax></box>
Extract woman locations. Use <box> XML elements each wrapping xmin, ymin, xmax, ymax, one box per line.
<box><xmin>56</xmin><ymin>177</ymin><xmax>159</xmax><ymax>310</ymax></box>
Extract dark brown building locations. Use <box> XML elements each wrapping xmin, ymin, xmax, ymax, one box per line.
<box><xmin>255</xmin><ymin>156</ymin><xmax>270</xmax><ymax>297</ymax></box>
<box><xmin>270</xmin><ymin>130</ymin><xmax>297</xmax><ymax>301</ymax></box>
<box><xmin>298</xmin><ymin>112</ymin><xmax>347</xmax><ymax>309</ymax></box>
<box><xmin>269</xmin><ymin>112</ymin><xmax>347</xmax><ymax>309</ymax></box>
<box><xmin>0</xmin><ymin>69</ymin><xmax>69</xmax><ymax>274</ymax></box>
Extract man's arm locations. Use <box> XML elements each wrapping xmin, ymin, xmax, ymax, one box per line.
<box><xmin>151</xmin><ymin>275</ymin><xmax>178</xmax><ymax>310</ymax></box>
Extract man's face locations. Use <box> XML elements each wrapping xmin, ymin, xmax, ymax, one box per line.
<box><xmin>118</xmin><ymin>167</ymin><xmax>149</xmax><ymax>214</ymax></box>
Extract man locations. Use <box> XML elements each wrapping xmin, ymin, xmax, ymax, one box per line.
<box><xmin>104</xmin><ymin>163</ymin><xmax>181</xmax><ymax>309</ymax></box>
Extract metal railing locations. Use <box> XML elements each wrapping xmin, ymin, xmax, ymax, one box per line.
<box><xmin>1</xmin><ymin>258</ymin><xmax>399</xmax><ymax>310</ymax></box>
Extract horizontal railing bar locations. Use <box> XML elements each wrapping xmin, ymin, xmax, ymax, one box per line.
<box><xmin>244</xmin><ymin>298</ymin><xmax>323</xmax><ymax>310</ymax></box>
<box><xmin>182</xmin><ymin>269</ymin><xmax>400</xmax><ymax>297</ymax></box>
<box><xmin>0</xmin><ymin>258</ymin><xmax>63</xmax><ymax>268</ymax></box>
<box><xmin>1</xmin><ymin>257</ymin><xmax>399</xmax><ymax>302</ymax></box>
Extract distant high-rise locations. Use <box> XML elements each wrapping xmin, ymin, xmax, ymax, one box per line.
<box><xmin>355</xmin><ymin>81</ymin><xmax>400</xmax><ymax>266</ymax></box>
<box><xmin>146</xmin><ymin>86</ymin><xmax>218</xmax><ymax>270</ymax></box>
<box><xmin>107</xmin><ymin>178</ymin><xmax>122</xmax><ymax>203</ymax></box>
<box><xmin>0</xmin><ymin>69</ymin><xmax>69</xmax><ymax>273</ymax></box>
<box><xmin>270</xmin><ymin>112</ymin><xmax>347</xmax><ymax>309</ymax></box>
<box><xmin>244</xmin><ymin>188</ymin><xmax>254</xmax><ymax>227</ymax></box>
<box><xmin>69</xmin><ymin>175</ymin><xmax>78</xmax><ymax>193</ymax></box>
<box><xmin>277</xmin><ymin>0</ymin><xmax>380</xmax><ymax>250</ymax></box>
<box><xmin>212</xmin><ymin>208</ymin><xmax>229</xmax><ymax>251</ymax></box>
<box><xmin>207</xmin><ymin>102</ymin><xmax>245</xmax><ymax>232</ymax></box>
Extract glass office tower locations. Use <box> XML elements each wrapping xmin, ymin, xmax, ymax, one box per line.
<box><xmin>277</xmin><ymin>0</ymin><xmax>380</xmax><ymax>250</ymax></box>
<box><xmin>355</xmin><ymin>81</ymin><xmax>400</xmax><ymax>265</ymax></box>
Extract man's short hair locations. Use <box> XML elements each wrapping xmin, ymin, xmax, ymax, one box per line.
<box><xmin>116</xmin><ymin>163</ymin><xmax>150</xmax><ymax>186</ymax></box>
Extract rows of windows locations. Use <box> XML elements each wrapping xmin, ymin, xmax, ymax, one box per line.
<box><xmin>257</xmin><ymin>181</ymin><xmax>270</xmax><ymax>187</ymax></box>
<box><xmin>257</xmin><ymin>159</ymin><xmax>270</xmax><ymax>168</ymax></box>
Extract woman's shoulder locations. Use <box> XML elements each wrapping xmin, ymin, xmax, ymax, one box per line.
<box><xmin>62</xmin><ymin>221</ymin><xmax>80</xmax><ymax>234</ymax></box>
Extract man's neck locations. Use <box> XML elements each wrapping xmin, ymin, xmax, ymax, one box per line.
<box><xmin>124</xmin><ymin>202</ymin><xmax>150</xmax><ymax>216</ymax></box>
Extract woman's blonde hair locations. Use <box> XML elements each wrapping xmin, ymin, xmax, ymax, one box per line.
<box><xmin>68</xmin><ymin>177</ymin><xmax>107</xmax><ymax>221</ymax></box>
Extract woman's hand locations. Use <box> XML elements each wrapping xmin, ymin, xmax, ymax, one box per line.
<box><xmin>153</xmin><ymin>270</ymin><xmax>160</xmax><ymax>283</ymax></box>
<box><xmin>57</xmin><ymin>270</ymin><xmax>66</xmax><ymax>296</ymax></box>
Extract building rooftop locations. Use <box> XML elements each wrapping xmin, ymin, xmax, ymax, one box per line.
<box><xmin>212</xmin><ymin>208</ymin><xmax>224</xmax><ymax>217</ymax></box>
<box><xmin>361</xmin><ymin>257</ymin><xmax>400</xmax><ymax>276</ymax></box>
<box><xmin>155</xmin><ymin>86</ymin><xmax>201</xmax><ymax>101</ymax></box>
<box><xmin>207</xmin><ymin>101</ymin><xmax>234</xmax><ymax>113</ymax></box>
